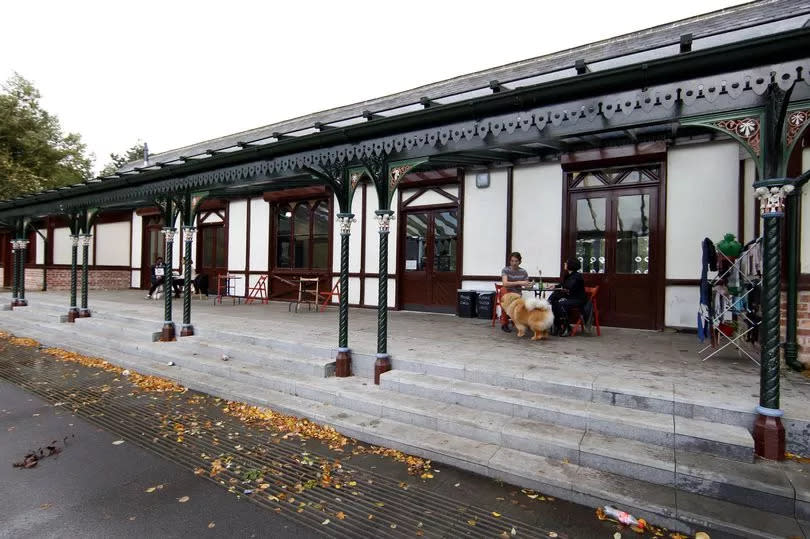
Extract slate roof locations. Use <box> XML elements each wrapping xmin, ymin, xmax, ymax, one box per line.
<box><xmin>119</xmin><ymin>0</ymin><xmax>810</xmax><ymax>173</ymax></box>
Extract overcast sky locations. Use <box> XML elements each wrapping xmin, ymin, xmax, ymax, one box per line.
<box><xmin>1</xmin><ymin>0</ymin><xmax>747</xmax><ymax>174</ymax></box>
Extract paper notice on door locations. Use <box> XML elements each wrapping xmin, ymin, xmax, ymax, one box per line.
<box><xmin>405</xmin><ymin>260</ymin><xmax>417</xmax><ymax>270</ymax></box>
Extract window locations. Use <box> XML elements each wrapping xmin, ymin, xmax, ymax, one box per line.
<box><xmin>275</xmin><ymin>200</ymin><xmax>330</xmax><ymax>269</ymax></box>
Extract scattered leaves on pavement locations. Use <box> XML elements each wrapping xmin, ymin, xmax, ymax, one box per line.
<box><xmin>177</xmin><ymin>496</ymin><xmax>190</xmax><ymax>503</ymax></box>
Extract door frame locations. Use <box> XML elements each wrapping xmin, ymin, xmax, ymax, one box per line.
<box><xmin>561</xmin><ymin>161</ymin><xmax>667</xmax><ymax>330</ymax></box>
<box><xmin>140</xmin><ymin>215</ymin><xmax>166</xmax><ymax>289</ymax></box>
<box><xmin>397</xmin><ymin>203</ymin><xmax>461</xmax><ymax>312</ymax></box>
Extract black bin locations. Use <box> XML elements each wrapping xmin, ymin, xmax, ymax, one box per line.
<box><xmin>477</xmin><ymin>291</ymin><xmax>496</xmax><ymax>320</ymax></box>
<box><xmin>457</xmin><ymin>290</ymin><xmax>478</xmax><ymax>318</ymax></box>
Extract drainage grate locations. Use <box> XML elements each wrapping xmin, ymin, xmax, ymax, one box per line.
<box><xmin>0</xmin><ymin>345</ymin><xmax>555</xmax><ymax>539</ymax></box>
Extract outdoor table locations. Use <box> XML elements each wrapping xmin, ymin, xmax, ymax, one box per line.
<box><xmin>519</xmin><ymin>285</ymin><xmax>558</xmax><ymax>298</ymax></box>
<box><xmin>216</xmin><ymin>274</ymin><xmax>243</xmax><ymax>305</ymax></box>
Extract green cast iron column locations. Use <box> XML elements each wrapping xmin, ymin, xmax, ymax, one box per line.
<box><xmin>373</xmin><ymin>210</ymin><xmax>394</xmax><ymax>384</ymax></box>
<box><xmin>335</xmin><ymin>213</ymin><xmax>354</xmax><ymax>377</ymax></box>
<box><xmin>161</xmin><ymin>227</ymin><xmax>176</xmax><ymax>341</ymax></box>
<box><xmin>68</xmin><ymin>235</ymin><xmax>79</xmax><ymax>322</ymax></box>
<box><xmin>180</xmin><ymin>226</ymin><xmax>195</xmax><ymax>337</ymax></box>
<box><xmin>79</xmin><ymin>234</ymin><xmax>91</xmax><ymax>317</ymax></box>
<box><xmin>10</xmin><ymin>241</ymin><xmax>19</xmax><ymax>307</ymax></box>
<box><xmin>17</xmin><ymin>240</ymin><xmax>28</xmax><ymax>306</ymax></box>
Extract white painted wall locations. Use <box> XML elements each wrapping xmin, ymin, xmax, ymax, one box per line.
<box><xmin>334</xmin><ymin>190</ymin><xmax>364</xmax><ymax>274</ymax></box>
<box><xmin>35</xmin><ymin>228</ymin><xmax>45</xmax><ymax>264</ymax></box>
<box><xmin>665</xmin><ymin>286</ymin><xmax>699</xmax><ymax>327</ymax></box>
<box><xmin>666</xmin><ymin>141</ymin><xmax>739</xmax><ymax>279</ymax></box>
<box><xmin>402</xmin><ymin>187</ymin><xmax>457</xmax><ymax>207</ymax></box>
<box><xmin>364</xmin><ymin>190</ymin><xmax>397</xmax><ymax>275</ymax></box>
<box><xmin>131</xmin><ymin>269</ymin><xmax>141</xmax><ymax>289</ymax></box>
<box><xmin>171</xmin><ymin>215</ymin><xmax>180</xmax><ymax>271</ymax></box>
<box><xmin>95</xmin><ymin>221</ymin><xmax>130</xmax><ymax>266</ymax></box>
<box><xmin>228</xmin><ymin>200</ymin><xmax>247</xmax><ymax>270</ymax></box>
<box><xmin>363</xmin><ymin>277</ymin><xmax>395</xmax><ymax>307</ymax></box>
<box><xmin>348</xmin><ymin>276</ymin><xmax>361</xmax><ymax>305</ymax></box>
<box><xmin>249</xmin><ymin>198</ymin><xmax>269</xmax><ymax>272</ymax></box>
<box><xmin>802</xmin><ymin>147</ymin><xmax>810</xmax><ymax>274</ymax></box>
<box><xmin>52</xmin><ymin>227</ymin><xmax>72</xmax><ymax>265</ymax></box>
<box><xmin>741</xmin><ymin>157</ymin><xmax>757</xmax><ymax>244</ymax></box>
<box><xmin>462</xmin><ymin>168</ymin><xmax>508</xmax><ymax>275</ymax></box>
<box><xmin>512</xmin><ymin>163</ymin><xmax>563</xmax><ymax>279</ymax></box>
<box><xmin>131</xmin><ymin>211</ymin><xmax>142</xmax><ymax>270</ymax></box>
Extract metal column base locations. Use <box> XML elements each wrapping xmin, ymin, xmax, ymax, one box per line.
<box><xmin>753</xmin><ymin>407</ymin><xmax>785</xmax><ymax>460</ymax></box>
<box><xmin>78</xmin><ymin>309</ymin><xmax>91</xmax><ymax>318</ymax></box>
<box><xmin>374</xmin><ymin>353</ymin><xmax>391</xmax><ymax>385</ymax></box>
<box><xmin>336</xmin><ymin>347</ymin><xmax>352</xmax><ymax>377</ymax></box>
<box><xmin>160</xmin><ymin>322</ymin><xmax>176</xmax><ymax>342</ymax></box>
<box><xmin>180</xmin><ymin>324</ymin><xmax>195</xmax><ymax>337</ymax></box>
<box><xmin>67</xmin><ymin>308</ymin><xmax>80</xmax><ymax>323</ymax></box>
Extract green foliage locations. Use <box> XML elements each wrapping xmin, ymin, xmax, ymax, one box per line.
<box><xmin>99</xmin><ymin>141</ymin><xmax>145</xmax><ymax>177</ymax></box>
<box><xmin>0</xmin><ymin>73</ymin><xmax>94</xmax><ymax>200</ymax></box>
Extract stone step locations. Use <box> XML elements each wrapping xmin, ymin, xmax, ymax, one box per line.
<box><xmin>382</xmin><ymin>370</ymin><xmax>753</xmax><ymax>462</ymax></box>
<box><xmin>0</xmin><ymin>313</ymin><xmax>803</xmax><ymax>537</ymax></box>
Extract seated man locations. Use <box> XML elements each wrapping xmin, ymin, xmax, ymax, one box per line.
<box><xmin>172</xmin><ymin>257</ymin><xmax>193</xmax><ymax>298</ymax></box>
<box><xmin>500</xmin><ymin>251</ymin><xmax>532</xmax><ymax>332</ymax></box>
<box><xmin>145</xmin><ymin>257</ymin><xmax>165</xmax><ymax>299</ymax></box>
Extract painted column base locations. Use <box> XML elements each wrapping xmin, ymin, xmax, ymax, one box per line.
<box><xmin>180</xmin><ymin>324</ymin><xmax>195</xmax><ymax>337</ymax></box>
<box><xmin>374</xmin><ymin>353</ymin><xmax>391</xmax><ymax>385</ymax></box>
<box><xmin>754</xmin><ymin>406</ymin><xmax>785</xmax><ymax>460</ymax></box>
<box><xmin>78</xmin><ymin>309</ymin><xmax>91</xmax><ymax>318</ymax></box>
<box><xmin>16</xmin><ymin>299</ymin><xmax>28</xmax><ymax>307</ymax></box>
<box><xmin>10</xmin><ymin>298</ymin><xmax>20</xmax><ymax>308</ymax></box>
<box><xmin>160</xmin><ymin>322</ymin><xmax>176</xmax><ymax>342</ymax></box>
<box><xmin>336</xmin><ymin>347</ymin><xmax>352</xmax><ymax>377</ymax></box>
<box><xmin>67</xmin><ymin>308</ymin><xmax>80</xmax><ymax>323</ymax></box>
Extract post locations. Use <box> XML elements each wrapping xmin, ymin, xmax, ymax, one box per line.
<box><xmin>335</xmin><ymin>213</ymin><xmax>355</xmax><ymax>377</ymax></box>
<box><xmin>180</xmin><ymin>226</ymin><xmax>195</xmax><ymax>336</ymax></box>
<box><xmin>79</xmin><ymin>234</ymin><xmax>92</xmax><ymax>317</ymax></box>
<box><xmin>16</xmin><ymin>239</ymin><xmax>28</xmax><ymax>306</ymax></box>
<box><xmin>752</xmin><ymin>181</ymin><xmax>795</xmax><ymax>459</ymax></box>
<box><xmin>10</xmin><ymin>240</ymin><xmax>19</xmax><ymax>307</ymax></box>
<box><xmin>161</xmin><ymin>226</ymin><xmax>176</xmax><ymax>341</ymax></box>
<box><xmin>373</xmin><ymin>209</ymin><xmax>394</xmax><ymax>384</ymax></box>
<box><xmin>784</xmin><ymin>195</ymin><xmax>802</xmax><ymax>370</ymax></box>
<box><xmin>67</xmin><ymin>235</ymin><xmax>80</xmax><ymax>322</ymax></box>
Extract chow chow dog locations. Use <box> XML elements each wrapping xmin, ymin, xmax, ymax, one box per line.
<box><xmin>500</xmin><ymin>292</ymin><xmax>554</xmax><ymax>340</ymax></box>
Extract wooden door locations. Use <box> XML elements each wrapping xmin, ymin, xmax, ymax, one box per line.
<box><xmin>141</xmin><ymin>217</ymin><xmax>165</xmax><ymax>289</ymax></box>
<box><xmin>400</xmin><ymin>209</ymin><xmax>459</xmax><ymax>312</ymax></box>
<box><xmin>0</xmin><ymin>232</ymin><xmax>10</xmax><ymax>287</ymax></box>
<box><xmin>196</xmin><ymin>225</ymin><xmax>228</xmax><ymax>286</ymax></box>
<box><xmin>568</xmin><ymin>176</ymin><xmax>660</xmax><ymax>329</ymax></box>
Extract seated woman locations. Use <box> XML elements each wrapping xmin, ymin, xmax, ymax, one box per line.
<box><xmin>145</xmin><ymin>257</ymin><xmax>165</xmax><ymax>299</ymax></box>
<box><xmin>548</xmin><ymin>257</ymin><xmax>587</xmax><ymax>336</ymax></box>
<box><xmin>500</xmin><ymin>251</ymin><xmax>532</xmax><ymax>332</ymax></box>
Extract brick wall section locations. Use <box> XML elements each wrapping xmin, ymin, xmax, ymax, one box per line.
<box><xmin>781</xmin><ymin>290</ymin><xmax>810</xmax><ymax>366</ymax></box>
<box><xmin>18</xmin><ymin>268</ymin><xmax>131</xmax><ymax>291</ymax></box>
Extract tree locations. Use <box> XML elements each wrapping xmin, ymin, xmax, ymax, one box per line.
<box><xmin>0</xmin><ymin>73</ymin><xmax>94</xmax><ymax>200</ymax></box>
<box><xmin>99</xmin><ymin>141</ymin><xmax>146</xmax><ymax>177</ymax></box>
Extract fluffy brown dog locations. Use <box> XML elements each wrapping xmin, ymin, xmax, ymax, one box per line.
<box><xmin>500</xmin><ymin>292</ymin><xmax>555</xmax><ymax>340</ymax></box>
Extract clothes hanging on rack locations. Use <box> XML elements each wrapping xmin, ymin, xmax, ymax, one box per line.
<box><xmin>698</xmin><ymin>238</ymin><xmax>717</xmax><ymax>342</ymax></box>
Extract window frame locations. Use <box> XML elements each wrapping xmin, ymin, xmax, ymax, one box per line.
<box><xmin>272</xmin><ymin>198</ymin><xmax>331</xmax><ymax>271</ymax></box>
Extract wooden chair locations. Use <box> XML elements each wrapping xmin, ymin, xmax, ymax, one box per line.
<box><xmin>245</xmin><ymin>274</ymin><xmax>269</xmax><ymax>304</ymax></box>
<box><xmin>571</xmin><ymin>286</ymin><xmax>602</xmax><ymax>336</ymax></box>
<box><xmin>319</xmin><ymin>281</ymin><xmax>340</xmax><ymax>312</ymax></box>
<box><xmin>290</xmin><ymin>277</ymin><xmax>319</xmax><ymax>312</ymax></box>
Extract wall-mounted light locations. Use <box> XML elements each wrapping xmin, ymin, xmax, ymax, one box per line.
<box><xmin>475</xmin><ymin>172</ymin><xmax>490</xmax><ymax>189</ymax></box>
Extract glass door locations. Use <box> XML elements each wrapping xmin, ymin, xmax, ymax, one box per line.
<box><xmin>400</xmin><ymin>209</ymin><xmax>459</xmax><ymax>311</ymax></box>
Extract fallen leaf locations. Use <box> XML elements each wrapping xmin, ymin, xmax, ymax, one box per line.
<box><xmin>492</xmin><ymin>512</ymin><xmax>501</xmax><ymax>517</ymax></box>
<box><xmin>336</xmin><ymin>511</ymin><xmax>346</xmax><ymax>520</ymax></box>
<box><xmin>177</xmin><ymin>496</ymin><xmax>190</xmax><ymax>503</ymax></box>
<box><xmin>112</xmin><ymin>440</ymin><xmax>124</xmax><ymax>445</ymax></box>
<box><xmin>511</xmin><ymin>527</ymin><xmax>517</xmax><ymax>536</ymax></box>
<box><xmin>454</xmin><ymin>483</ymin><xmax>461</xmax><ymax>487</ymax></box>
<box><xmin>549</xmin><ymin>533</ymin><xmax>558</xmax><ymax>538</ymax></box>
<box><xmin>614</xmin><ymin>533</ymin><xmax>622</xmax><ymax>539</ymax></box>
<box><xmin>194</xmin><ymin>468</ymin><xmax>205</xmax><ymax>475</ymax></box>
<box><xmin>40</xmin><ymin>503</ymin><xmax>52</xmax><ymax>510</ymax></box>
<box><xmin>145</xmin><ymin>487</ymin><xmax>156</xmax><ymax>493</ymax></box>
<box><xmin>208</xmin><ymin>522</ymin><xmax>215</xmax><ymax>529</ymax></box>
<box><xmin>694</xmin><ymin>534</ymin><xmax>710</xmax><ymax>539</ymax></box>
<box><xmin>128</xmin><ymin>516</ymin><xmax>136</xmax><ymax>521</ymax></box>
<box><xmin>390</xmin><ymin>524</ymin><xmax>397</xmax><ymax>529</ymax></box>
<box><xmin>467</xmin><ymin>520</ymin><xmax>477</xmax><ymax>526</ymax></box>
<box><xmin>321</xmin><ymin>519</ymin><xmax>330</xmax><ymax>525</ymax></box>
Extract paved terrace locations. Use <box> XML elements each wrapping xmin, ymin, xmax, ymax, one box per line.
<box><xmin>8</xmin><ymin>289</ymin><xmax>810</xmax><ymax>436</ymax></box>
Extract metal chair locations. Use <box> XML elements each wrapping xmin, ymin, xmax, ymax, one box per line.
<box><xmin>571</xmin><ymin>286</ymin><xmax>602</xmax><ymax>336</ymax></box>
<box><xmin>290</xmin><ymin>277</ymin><xmax>319</xmax><ymax>312</ymax></box>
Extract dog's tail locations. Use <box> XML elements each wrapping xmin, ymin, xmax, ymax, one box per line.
<box><xmin>525</xmin><ymin>298</ymin><xmax>552</xmax><ymax>312</ymax></box>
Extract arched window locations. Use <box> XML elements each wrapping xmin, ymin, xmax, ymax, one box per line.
<box><xmin>293</xmin><ymin>203</ymin><xmax>311</xmax><ymax>268</ymax></box>
<box><xmin>311</xmin><ymin>201</ymin><xmax>329</xmax><ymax>269</ymax></box>
<box><xmin>276</xmin><ymin>205</ymin><xmax>291</xmax><ymax>267</ymax></box>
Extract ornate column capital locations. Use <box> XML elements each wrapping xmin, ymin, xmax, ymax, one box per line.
<box><xmin>754</xmin><ymin>178</ymin><xmax>796</xmax><ymax>217</ymax></box>
<box><xmin>336</xmin><ymin>213</ymin><xmax>356</xmax><ymax>236</ymax></box>
<box><xmin>162</xmin><ymin>227</ymin><xmax>177</xmax><ymax>242</ymax></box>
<box><xmin>70</xmin><ymin>235</ymin><xmax>80</xmax><ymax>247</ymax></box>
<box><xmin>181</xmin><ymin>226</ymin><xmax>197</xmax><ymax>243</ymax></box>
<box><xmin>80</xmin><ymin>234</ymin><xmax>93</xmax><ymax>247</ymax></box>
<box><xmin>10</xmin><ymin>240</ymin><xmax>19</xmax><ymax>250</ymax></box>
<box><xmin>374</xmin><ymin>210</ymin><xmax>395</xmax><ymax>234</ymax></box>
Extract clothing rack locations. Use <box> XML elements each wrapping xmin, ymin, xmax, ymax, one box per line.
<box><xmin>697</xmin><ymin>236</ymin><xmax>762</xmax><ymax>365</ymax></box>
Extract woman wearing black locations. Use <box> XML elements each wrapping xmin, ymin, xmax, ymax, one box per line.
<box><xmin>548</xmin><ymin>257</ymin><xmax>587</xmax><ymax>337</ymax></box>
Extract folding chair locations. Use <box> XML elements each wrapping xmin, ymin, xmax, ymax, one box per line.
<box><xmin>571</xmin><ymin>286</ymin><xmax>601</xmax><ymax>336</ymax></box>
<box><xmin>491</xmin><ymin>283</ymin><xmax>506</xmax><ymax>327</ymax></box>
<box><xmin>290</xmin><ymin>277</ymin><xmax>319</xmax><ymax>312</ymax></box>
<box><xmin>246</xmin><ymin>274</ymin><xmax>269</xmax><ymax>304</ymax></box>
<box><xmin>319</xmin><ymin>281</ymin><xmax>340</xmax><ymax>312</ymax></box>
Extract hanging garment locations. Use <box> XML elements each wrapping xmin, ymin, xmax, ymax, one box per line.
<box><xmin>698</xmin><ymin>238</ymin><xmax>717</xmax><ymax>342</ymax></box>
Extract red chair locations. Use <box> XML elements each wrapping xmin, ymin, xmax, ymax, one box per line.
<box><xmin>571</xmin><ymin>286</ymin><xmax>601</xmax><ymax>336</ymax></box>
<box><xmin>319</xmin><ymin>281</ymin><xmax>340</xmax><ymax>312</ymax></box>
<box><xmin>245</xmin><ymin>274</ymin><xmax>269</xmax><ymax>304</ymax></box>
<box><xmin>491</xmin><ymin>283</ymin><xmax>506</xmax><ymax>327</ymax></box>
